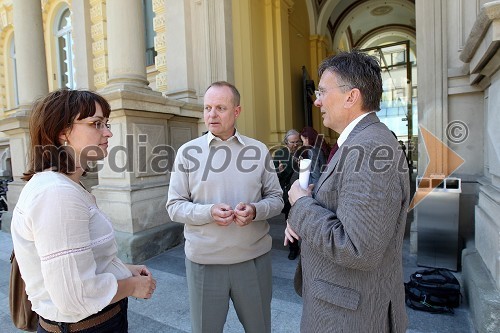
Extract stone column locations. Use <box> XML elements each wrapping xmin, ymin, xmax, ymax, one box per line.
<box><xmin>161</xmin><ymin>0</ymin><xmax>197</xmax><ymax>102</ymax></box>
<box><xmin>411</xmin><ymin>0</ymin><xmax>448</xmax><ymax>254</ymax></box>
<box><xmin>0</xmin><ymin>0</ymin><xmax>48</xmax><ymax>231</ymax></box>
<box><xmin>415</xmin><ymin>0</ymin><xmax>447</xmax><ymax>176</ymax></box>
<box><xmin>95</xmin><ymin>0</ymin><xmax>199</xmax><ymax>263</ymax></box>
<box><xmin>191</xmin><ymin>0</ymin><xmax>234</xmax><ymax>99</ymax></box>
<box><xmin>459</xmin><ymin>2</ymin><xmax>500</xmax><ymax>331</ymax></box>
<box><xmin>263</xmin><ymin>0</ymin><xmax>293</xmax><ymax>144</ymax></box>
<box><xmin>309</xmin><ymin>35</ymin><xmax>333</xmax><ymax>142</ymax></box>
<box><xmin>72</xmin><ymin>0</ymin><xmax>95</xmax><ymax>90</ymax></box>
<box><xmin>105</xmin><ymin>0</ymin><xmax>149</xmax><ymax>89</ymax></box>
<box><xmin>12</xmin><ymin>0</ymin><xmax>48</xmax><ymax>109</ymax></box>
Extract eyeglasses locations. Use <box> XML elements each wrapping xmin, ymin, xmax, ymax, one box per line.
<box><xmin>314</xmin><ymin>85</ymin><xmax>349</xmax><ymax>99</ymax></box>
<box><xmin>73</xmin><ymin>120</ymin><xmax>111</xmax><ymax>131</ymax></box>
<box><xmin>287</xmin><ymin>140</ymin><xmax>302</xmax><ymax>145</ymax></box>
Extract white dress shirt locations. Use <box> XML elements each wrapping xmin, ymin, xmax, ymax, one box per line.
<box><xmin>337</xmin><ymin>111</ymin><xmax>375</xmax><ymax>147</ymax></box>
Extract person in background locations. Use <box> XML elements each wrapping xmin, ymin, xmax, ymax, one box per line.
<box><xmin>11</xmin><ymin>89</ymin><xmax>156</xmax><ymax>333</ymax></box>
<box><xmin>284</xmin><ymin>126</ymin><xmax>331</xmax><ymax>260</ymax></box>
<box><xmin>298</xmin><ymin>126</ymin><xmax>330</xmax><ymax>185</ymax></box>
<box><xmin>167</xmin><ymin>81</ymin><xmax>283</xmax><ymax>333</ymax></box>
<box><xmin>285</xmin><ymin>50</ymin><xmax>410</xmax><ymax>332</ymax></box>
<box><xmin>272</xmin><ymin>129</ymin><xmax>302</xmax><ymax>260</ymax></box>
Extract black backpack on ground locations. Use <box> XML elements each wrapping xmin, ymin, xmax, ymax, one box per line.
<box><xmin>404</xmin><ymin>268</ymin><xmax>461</xmax><ymax>314</ymax></box>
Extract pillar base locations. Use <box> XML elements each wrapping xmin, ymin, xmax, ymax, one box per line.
<box><xmin>114</xmin><ymin>222</ymin><xmax>184</xmax><ymax>264</ymax></box>
<box><xmin>462</xmin><ymin>247</ymin><xmax>500</xmax><ymax>333</ymax></box>
<box><xmin>100</xmin><ymin>82</ymin><xmax>162</xmax><ymax>98</ymax></box>
<box><xmin>106</xmin><ymin>75</ymin><xmax>152</xmax><ymax>90</ymax></box>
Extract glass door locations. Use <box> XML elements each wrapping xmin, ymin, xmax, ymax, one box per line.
<box><xmin>361</xmin><ymin>41</ymin><xmax>418</xmax><ymax>175</ymax></box>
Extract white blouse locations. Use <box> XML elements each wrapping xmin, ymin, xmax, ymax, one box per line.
<box><xmin>11</xmin><ymin>171</ymin><xmax>132</xmax><ymax>323</ymax></box>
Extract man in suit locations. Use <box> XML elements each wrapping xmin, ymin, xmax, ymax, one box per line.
<box><xmin>285</xmin><ymin>50</ymin><xmax>410</xmax><ymax>332</ymax></box>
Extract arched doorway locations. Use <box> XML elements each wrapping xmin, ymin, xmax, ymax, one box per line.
<box><xmin>310</xmin><ymin>0</ymin><xmax>417</xmax><ymax>172</ymax></box>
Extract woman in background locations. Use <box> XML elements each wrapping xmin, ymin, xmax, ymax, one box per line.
<box><xmin>298</xmin><ymin>126</ymin><xmax>330</xmax><ymax>186</ymax></box>
<box><xmin>11</xmin><ymin>89</ymin><xmax>156</xmax><ymax>333</ymax></box>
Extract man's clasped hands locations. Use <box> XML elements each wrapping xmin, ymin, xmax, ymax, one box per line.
<box><xmin>210</xmin><ymin>202</ymin><xmax>256</xmax><ymax>226</ymax></box>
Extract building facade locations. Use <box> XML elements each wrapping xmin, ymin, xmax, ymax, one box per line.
<box><xmin>0</xmin><ymin>0</ymin><xmax>498</xmax><ymax>331</ymax></box>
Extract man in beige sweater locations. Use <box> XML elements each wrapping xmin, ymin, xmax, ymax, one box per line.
<box><xmin>166</xmin><ymin>81</ymin><xmax>283</xmax><ymax>333</ymax></box>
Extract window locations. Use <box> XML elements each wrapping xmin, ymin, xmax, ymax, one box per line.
<box><xmin>56</xmin><ymin>8</ymin><xmax>75</xmax><ymax>88</ymax></box>
<box><xmin>143</xmin><ymin>0</ymin><xmax>156</xmax><ymax>66</ymax></box>
<box><xmin>8</xmin><ymin>37</ymin><xmax>19</xmax><ymax>107</ymax></box>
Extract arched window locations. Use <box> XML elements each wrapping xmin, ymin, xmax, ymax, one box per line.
<box><xmin>8</xmin><ymin>37</ymin><xmax>19</xmax><ymax>107</ymax></box>
<box><xmin>56</xmin><ymin>8</ymin><xmax>75</xmax><ymax>88</ymax></box>
<box><xmin>144</xmin><ymin>0</ymin><xmax>156</xmax><ymax>66</ymax></box>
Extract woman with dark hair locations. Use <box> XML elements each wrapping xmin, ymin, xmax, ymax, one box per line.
<box><xmin>11</xmin><ymin>89</ymin><xmax>156</xmax><ymax>333</ymax></box>
<box><xmin>298</xmin><ymin>126</ymin><xmax>330</xmax><ymax>185</ymax></box>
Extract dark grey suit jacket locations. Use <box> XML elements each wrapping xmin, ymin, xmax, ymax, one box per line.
<box><xmin>288</xmin><ymin>113</ymin><xmax>410</xmax><ymax>333</ymax></box>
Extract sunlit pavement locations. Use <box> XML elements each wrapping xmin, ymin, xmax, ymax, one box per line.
<box><xmin>0</xmin><ymin>214</ymin><xmax>474</xmax><ymax>332</ymax></box>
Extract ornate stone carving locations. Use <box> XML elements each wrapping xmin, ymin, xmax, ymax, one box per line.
<box><xmin>153</xmin><ymin>0</ymin><xmax>167</xmax><ymax>93</ymax></box>
<box><xmin>94</xmin><ymin>71</ymin><xmax>107</xmax><ymax>87</ymax></box>
<box><xmin>90</xmin><ymin>2</ymin><xmax>105</xmax><ymax>23</ymax></box>
<box><xmin>93</xmin><ymin>55</ymin><xmax>107</xmax><ymax>71</ymax></box>
<box><xmin>92</xmin><ymin>39</ymin><xmax>106</xmax><ymax>55</ymax></box>
<box><xmin>90</xmin><ymin>0</ymin><xmax>108</xmax><ymax>89</ymax></box>
<box><xmin>91</xmin><ymin>21</ymin><xmax>106</xmax><ymax>40</ymax></box>
<box><xmin>153</xmin><ymin>15</ymin><xmax>165</xmax><ymax>32</ymax></box>
<box><xmin>155</xmin><ymin>54</ymin><xmax>167</xmax><ymax>70</ymax></box>
<box><xmin>154</xmin><ymin>32</ymin><xmax>166</xmax><ymax>51</ymax></box>
<box><xmin>152</xmin><ymin>0</ymin><xmax>165</xmax><ymax>13</ymax></box>
<box><xmin>156</xmin><ymin>72</ymin><xmax>168</xmax><ymax>90</ymax></box>
<box><xmin>1</xmin><ymin>9</ymin><xmax>7</xmax><ymax>29</ymax></box>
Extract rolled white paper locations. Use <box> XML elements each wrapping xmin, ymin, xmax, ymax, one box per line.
<box><xmin>299</xmin><ymin>159</ymin><xmax>312</xmax><ymax>190</ymax></box>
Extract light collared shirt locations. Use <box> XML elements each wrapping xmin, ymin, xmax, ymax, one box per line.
<box><xmin>167</xmin><ymin>130</ymin><xmax>284</xmax><ymax>265</ymax></box>
<box><xmin>206</xmin><ymin>129</ymin><xmax>246</xmax><ymax>146</ymax></box>
<box><xmin>337</xmin><ymin>111</ymin><xmax>375</xmax><ymax>147</ymax></box>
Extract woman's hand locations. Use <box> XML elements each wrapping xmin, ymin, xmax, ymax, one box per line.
<box><xmin>113</xmin><ymin>267</ymin><xmax>157</xmax><ymax>302</ymax></box>
<box><xmin>126</xmin><ymin>264</ymin><xmax>151</xmax><ymax>277</ymax></box>
<box><xmin>127</xmin><ymin>264</ymin><xmax>155</xmax><ymax>299</ymax></box>
<box><xmin>130</xmin><ymin>275</ymin><xmax>156</xmax><ymax>299</ymax></box>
